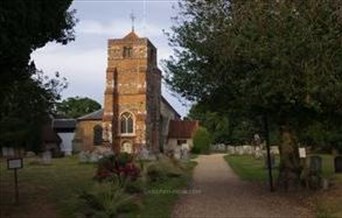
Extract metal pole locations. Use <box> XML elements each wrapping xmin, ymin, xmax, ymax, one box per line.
<box><xmin>14</xmin><ymin>168</ymin><xmax>19</xmax><ymax>203</ymax></box>
<box><xmin>264</xmin><ymin>114</ymin><xmax>274</xmax><ymax>192</ymax></box>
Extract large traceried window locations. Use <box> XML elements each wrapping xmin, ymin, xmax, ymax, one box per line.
<box><xmin>93</xmin><ymin>125</ymin><xmax>103</xmax><ymax>145</ymax></box>
<box><xmin>120</xmin><ymin>112</ymin><xmax>134</xmax><ymax>134</ymax></box>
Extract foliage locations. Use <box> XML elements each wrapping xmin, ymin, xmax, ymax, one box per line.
<box><xmin>94</xmin><ymin>153</ymin><xmax>140</xmax><ymax>184</ymax></box>
<box><xmin>146</xmin><ymin>156</ymin><xmax>184</xmax><ymax>182</ymax></box>
<box><xmin>0</xmin><ymin>0</ymin><xmax>77</xmax><ymax>151</ymax></box>
<box><xmin>0</xmin><ymin>67</ymin><xmax>67</xmax><ymax>151</ymax></box>
<box><xmin>192</xmin><ymin>127</ymin><xmax>211</xmax><ymax>154</ymax></box>
<box><xmin>165</xmin><ymin>0</ymin><xmax>342</xmax><ymax>187</ymax></box>
<box><xmin>77</xmin><ymin>181</ymin><xmax>136</xmax><ymax>218</ymax></box>
<box><xmin>0</xmin><ymin>0</ymin><xmax>77</xmax><ymax>93</ymax></box>
<box><xmin>56</xmin><ymin>96</ymin><xmax>101</xmax><ymax>118</ymax></box>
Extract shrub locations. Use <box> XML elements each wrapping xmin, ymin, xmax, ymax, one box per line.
<box><xmin>94</xmin><ymin>153</ymin><xmax>140</xmax><ymax>183</ymax></box>
<box><xmin>77</xmin><ymin>182</ymin><xmax>137</xmax><ymax>217</ymax></box>
<box><xmin>192</xmin><ymin>127</ymin><xmax>211</xmax><ymax>154</ymax></box>
<box><xmin>146</xmin><ymin>163</ymin><xmax>166</xmax><ymax>182</ymax></box>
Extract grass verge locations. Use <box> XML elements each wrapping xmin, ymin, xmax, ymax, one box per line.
<box><xmin>223</xmin><ymin>155</ymin><xmax>279</xmax><ymax>181</ymax></box>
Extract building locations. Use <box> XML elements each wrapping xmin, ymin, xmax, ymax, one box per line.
<box><xmin>73</xmin><ymin>31</ymin><xmax>198</xmax><ymax>154</ymax></box>
<box><xmin>52</xmin><ymin>119</ymin><xmax>76</xmax><ymax>155</ymax></box>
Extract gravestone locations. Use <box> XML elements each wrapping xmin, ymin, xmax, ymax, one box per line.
<box><xmin>89</xmin><ymin>152</ymin><xmax>99</xmax><ymax>163</ymax></box>
<box><xmin>181</xmin><ymin>144</ymin><xmax>190</xmax><ymax>160</ymax></box>
<box><xmin>242</xmin><ymin>145</ymin><xmax>253</xmax><ymax>155</ymax></box>
<box><xmin>334</xmin><ymin>156</ymin><xmax>342</xmax><ymax>173</ymax></box>
<box><xmin>79</xmin><ymin>151</ymin><xmax>89</xmax><ymax>163</ymax></box>
<box><xmin>227</xmin><ymin>146</ymin><xmax>235</xmax><ymax>155</ymax></box>
<box><xmin>174</xmin><ymin>147</ymin><xmax>181</xmax><ymax>159</ymax></box>
<box><xmin>310</xmin><ymin>155</ymin><xmax>322</xmax><ymax>174</ymax></box>
<box><xmin>42</xmin><ymin>150</ymin><xmax>52</xmax><ymax>164</ymax></box>
<box><xmin>138</xmin><ymin>147</ymin><xmax>150</xmax><ymax>160</ymax></box>
<box><xmin>254</xmin><ymin>146</ymin><xmax>263</xmax><ymax>159</ymax></box>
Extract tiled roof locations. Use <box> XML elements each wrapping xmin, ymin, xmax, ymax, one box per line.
<box><xmin>77</xmin><ymin>109</ymin><xmax>103</xmax><ymax>121</ymax></box>
<box><xmin>52</xmin><ymin>119</ymin><xmax>76</xmax><ymax>129</ymax></box>
<box><xmin>168</xmin><ymin>120</ymin><xmax>199</xmax><ymax>139</ymax></box>
<box><xmin>161</xmin><ymin>96</ymin><xmax>181</xmax><ymax>119</ymax></box>
<box><xmin>123</xmin><ymin>31</ymin><xmax>139</xmax><ymax>40</ymax></box>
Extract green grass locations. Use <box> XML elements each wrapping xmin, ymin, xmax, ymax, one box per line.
<box><xmin>126</xmin><ymin>160</ymin><xmax>197</xmax><ymax>218</ymax></box>
<box><xmin>224</xmin><ymin>154</ymin><xmax>342</xmax><ymax>218</ymax></box>
<box><xmin>0</xmin><ymin>156</ymin><xmax>96</xmax><ymax>218</ymax></box>
<box><xmin>224</xmin><ymin>155</ymin><xmax>279</xmax><ymax>181</ymax></box>
<box><xmin>1</xmin><ymin>156</ymin><xmax>197</xmax><ymax>218</ymax></box>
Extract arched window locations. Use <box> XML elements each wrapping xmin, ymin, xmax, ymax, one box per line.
<box><xmin>93</xmin><ymin>125</ymin><xmax>103</xmax><ymax>145</ymax></box>
<box><xmin>120</xmin><ymin>112</ymin><xmax>134</xmax><ymax>134</ymax></box>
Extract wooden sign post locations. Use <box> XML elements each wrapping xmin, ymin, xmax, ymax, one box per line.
<box><xmin>7</xmin><ymin>157</ymin><xmax>23</xmax><ymax>204</ymax></box>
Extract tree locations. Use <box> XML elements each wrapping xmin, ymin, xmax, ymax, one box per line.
<box><xmin>192</xmin><ymin>127</ymin><xmax>212</xmax><ymax>154</ymax></box>
<box><xmin>0</xmin><ymin>66</ymin><xmax>68</xmax><ymax>152</ymax></box>
<box><xmin>165</xmin><ymin>0</ymin><xmax>342</xmax><ymax>189</ymax></box>
<box><xmin>0</xmin><ymin>0</ymin><xmax>76</xmax><ymax>93</ymax></box>
<box><xmin>56</xmin><ymin>97</ymin><xmax>101</xmax><ymax>119</ymax></box>
<box><xmin>0</xmin><ymin>0</ymin><xmax>77</xmax><ymax>151</ymax></box>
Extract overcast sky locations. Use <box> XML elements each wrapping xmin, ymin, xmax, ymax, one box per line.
<box><xmin>31</xmin><ymin>0</ymin><xmax>191</xmax><ymax>117</ymax></box>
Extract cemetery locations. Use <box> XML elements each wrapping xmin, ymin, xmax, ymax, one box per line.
<box><xmin>1</xmin><ymin>0</ymin><xmax>341</xmax><ymax>217</ymax></box>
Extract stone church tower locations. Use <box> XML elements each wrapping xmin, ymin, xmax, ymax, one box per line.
<box><xmin>102</xmin><ymin>31</ymin><xmax>161</xmax><ymax>154</ymax></box>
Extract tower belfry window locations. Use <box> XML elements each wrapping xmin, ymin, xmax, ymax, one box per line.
<box><xmin>123</xmin><ymin>46</ymin><xmax>133</xmax><ymax>58</ymax></box>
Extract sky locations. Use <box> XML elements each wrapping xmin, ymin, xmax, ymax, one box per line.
<box><xmin>31</xmin><ymin>0</ymin><xmax>191</xmax><ymax>117</ymax></box>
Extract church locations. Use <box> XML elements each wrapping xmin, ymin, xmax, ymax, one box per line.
<box><xmin>72</xmin><ymin>31</ymin><xmax>198</xmax><ymax>155</ymax></box>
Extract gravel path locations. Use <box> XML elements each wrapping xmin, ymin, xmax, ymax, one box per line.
<box><xmin>172</xmin><ymin>154</ymin><xmax>313</xmax><ymax>218</ymax></box>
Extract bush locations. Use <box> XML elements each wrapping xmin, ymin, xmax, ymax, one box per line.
<box><xmin>94</xmin><ymin>153</ymin><xmax>140</xmax><ymax>183</ymax></box>
<box><xmin>146</xmin><ymin>164</ymin><xmax>166</xmax><ymax>182</ymax></box>
<box><xmin>192</xmin><ymin>127</ymin><xmax>211</xmax><ymax>154</ymax></box>
<box><xmin>77</xmin><ymin>182</ymin><xmax>137</xmax><ymax>217</ymax></box>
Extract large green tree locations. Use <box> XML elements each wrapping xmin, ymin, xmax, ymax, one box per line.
<box><xmin>165</xmin><ymin>0</ymin><xmax>342</xmax><ymax>189</ymax></box>
<box><xmin>56</xmin><ymin>96</ymin><xmax>101</xmax><ymax>119</ymax></box>
<box><xmin>0</xmin><ymin>0</ymin><xmax>77</xmax><ymax>151</ymax></box>
<box><xmin>0</xmin><ymin>0</ymin><xmax>76</xmax><ymax>92</ymax></box>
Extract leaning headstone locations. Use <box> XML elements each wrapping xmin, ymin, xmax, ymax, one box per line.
<box><xmin>310</xmin><ymin>155</ymin><xmax>322</xmax><ymax>174</ymax></box>
<box><xmin>42</xmin><ymin>150</ymin><xmax>52</xmax><ymax>164</ymax></box>
<box><xmin>334</xmin><ymin>156</ymin><xmax>342</xmax><ymax>173</ymax></box>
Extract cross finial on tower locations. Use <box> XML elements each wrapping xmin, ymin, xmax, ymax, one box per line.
<box><xmin>130</xmin><ymin>11</ymin><xmax>136</xmax><ymax>32</ymax></box>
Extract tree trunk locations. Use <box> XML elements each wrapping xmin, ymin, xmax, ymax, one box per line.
<box><xmin>277</xmin><ymin>122</ymin><xmax>301</xmax><ymax>191</ymax></box>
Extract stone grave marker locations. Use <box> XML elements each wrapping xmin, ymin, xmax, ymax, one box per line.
<box><xmin>42</xmin><ymin>150</ymin><xmax>52</xmax><ymax>164</ymax></box>
<box><xmin>334</xmin><ymin>156</ymin><xmax>342</xmax><ymax>173</ymax></box>
<box><xmin>227</xmin><ymin>146</ymin><xmax>235</xmax><ymax>155</ymax></box>
<box><xmin>79</xmin><ymin>151</ymin><xmax>89</xmax><ymax>163</ymax></box>
<box><xmin>181</xmin><ymin>144</ymin><xmax>190</xmax><ymax>160</ymax></box>
<box><xmin>310</xmin><ymin>155</ymin><xmax>322</xmax><ymax>174</ymax></box>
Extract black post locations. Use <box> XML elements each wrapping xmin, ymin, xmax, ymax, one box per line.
<box><xmin>14</xmin><ymin>168</ymin><xmax>19</xmax><ymax>203</ymax></box>
<box><xmin>264</xmin><ymin>114</ymin><xmax>274</xmax><ymax>192</ymax></box>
